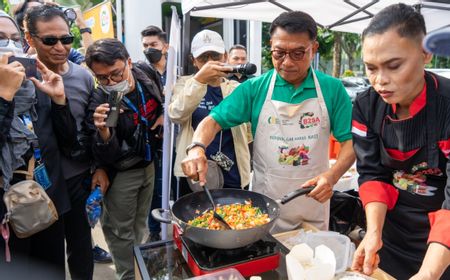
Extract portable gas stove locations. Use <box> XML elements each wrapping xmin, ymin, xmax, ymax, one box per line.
<box><xmin>172</xmin><ymin>225</ymin><xmax>281</xmax><ymax>277</ymax></box>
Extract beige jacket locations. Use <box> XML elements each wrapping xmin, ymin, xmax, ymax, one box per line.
<box><xmin>168</xmin><ymin>75</ymin><xmax>251</xmax><ymax>187</ymax></box>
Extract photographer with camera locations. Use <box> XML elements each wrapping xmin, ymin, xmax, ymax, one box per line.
<box><xmin>169</xmin><ymin>30</ymin><xmax>251</xmax><ymax>192</ymax></box>
<box><xmin>86</xmin><ymin>38</ymin><xmax>163</xmax><ymax>280</ymax></box>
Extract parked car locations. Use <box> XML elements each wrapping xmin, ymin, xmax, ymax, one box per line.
<box><xmin>341</xmin><ymin>79</ymin><xmax>369</xmax><ymax>102</ymax></box>
<box><xmin>426</xmin><ymin>68</ymin><xmax>450</xmax><ymax>79</ymax></box>
<box><xmin>342</xmin><ymin>77</ymin><xmax>371</xmax><ymax>88</ymax></box>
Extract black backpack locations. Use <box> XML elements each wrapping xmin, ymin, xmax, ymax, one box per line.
<box><xmin>329</xmin><ymin>190</ymin><xmax>366</xmax><ymax>235</ymax></box>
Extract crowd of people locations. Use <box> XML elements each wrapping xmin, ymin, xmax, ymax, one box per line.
<box><xmin>0</xmin><ymin>1</ymin><xmax>449</xmax><ymax>280</ymax></box>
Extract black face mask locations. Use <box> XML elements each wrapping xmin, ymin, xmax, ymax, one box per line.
<box><xmin>144</xmin><ymin>48</ymin><xmax>163</xmax><ymax>64</ymax></box>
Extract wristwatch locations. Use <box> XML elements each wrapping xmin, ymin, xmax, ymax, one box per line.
<box><xmin>185</xmin><ymin>142</ymin><xmax>206</xmax><ymax>155</ymax></box>
<box><xmin>79</xmin><ymin>27</ymin><xmax>92</xmax><ymax>34</ymax></box>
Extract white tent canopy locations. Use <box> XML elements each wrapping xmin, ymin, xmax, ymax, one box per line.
<box><xmin>182</xmin><ymin>0</ymin><xmax>450</xmax><ymax>33</ymax></box>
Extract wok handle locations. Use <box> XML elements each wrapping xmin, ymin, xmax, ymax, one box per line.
<box><xmin>151</xmin><ymin>208</ymin><xmax>172</xmax><ymax>224</ymax></box>
<box><xmin>280</xmin><ymin>186</ymin><xmax>315</xmax><ymax>204</ymax></box>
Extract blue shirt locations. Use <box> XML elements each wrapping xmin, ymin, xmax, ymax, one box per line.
<box><xmin>191</xmin><ymin>85</ymin><xmax>241</xmax><ymax>188</ymax></box>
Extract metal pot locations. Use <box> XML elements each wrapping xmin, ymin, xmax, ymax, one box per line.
<box><xmin>152</xmin><ymin>187</ymin><xmax>314</xmax><ymax>249</ymax></box>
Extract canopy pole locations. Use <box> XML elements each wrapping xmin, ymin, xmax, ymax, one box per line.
<box><xmin>182</xmin><ymin>12</ymin><xmax>191</xmax><ymax>75</ymax></box>
<box><xmin>161</xmin><ymin>6</ymin><xmax>181</xmax><ymax>240</ymax></box>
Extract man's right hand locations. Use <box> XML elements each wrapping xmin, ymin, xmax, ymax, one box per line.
<box><xmin>194</xmin><ymin>61</ymin><xmax>232</xmax><ymax>85</ymax></box>
<box><xmin>0</xmin><ymin>53</ymin><xmax>25</xmax><ymax>101</ymax></box>
<box><xmin>351</xmin><ymin>230</ymin><xmax>382</xmax><ymax>276</ymax></box>
<box><xmin>181</xmin><ymin>147</ymin><xmax>208</xmax><ymax>185</ymax></box>
<box><xmin>93</xmin><ymin>103</ymin><xmax>111</xmax><ymax>141</ymax></box>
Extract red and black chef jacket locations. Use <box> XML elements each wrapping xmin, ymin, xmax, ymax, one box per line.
<box><xmin>352</xmin><ymin>71</ymin><xmax>450</xmax><ymax>279</ymax></box>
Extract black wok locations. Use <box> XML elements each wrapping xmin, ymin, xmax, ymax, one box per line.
<box><xmin>152</xmin><ymin>187</ymin><xmax>313</xmax><ymax>249</ymax></box>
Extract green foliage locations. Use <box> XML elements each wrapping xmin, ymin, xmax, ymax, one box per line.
<box><xmin>342</xmin><ymin>32</ymin><xmax>361</xmax><ymax>58</ymax></box>
<box><xmin>56</xmin><ymin>0</ymin><xmax>99</xmax><ymax>10</ymax></box>
<box><xmin>261</xmin><ymin>22</ymin><xmax>273</xmax><ymax>72</ymax></box>
<box><xmin>1</xmin><ymin>0</ymin><xmax>10</xmax><ymax>14</ymax></box>
<box><xmin>342</xmin><ymin>69</ymin><xmax>355</xmax><ymax>77</ymax></box>
<box><xmin>428</xmin><ymin>56</ymin><xmax>450</xmax><ymax>69</ymax></box>
<box><xmin>317</xmin><ymin>29</ymin><xmax>334</xmax><ymax>60</ymax></box>
<box><xmin>71</xmin><ymin>25</ymin><xmax>81</xmax><ymax>49</ymax></box>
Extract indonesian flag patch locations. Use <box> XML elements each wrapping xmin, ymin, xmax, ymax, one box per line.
<box><xmin>352</xmin><ymin>120</ymin><xmax>367</xmax><ymax>137</ymax></box>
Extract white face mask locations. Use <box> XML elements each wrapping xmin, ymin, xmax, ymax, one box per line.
<box><xmin>102</xmin><ymin>78</ymin><xmax>131</xmax><ymax>93</ymax></box>
<box><xmin>0</xmin><ymin>40</ymin><xmax>24</xmax><ymax>57</ymax></box>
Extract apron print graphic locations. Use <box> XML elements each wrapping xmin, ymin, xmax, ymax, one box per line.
<box><xmin>278</xmin><ymin>144</ymin><xmax>310</xmax><ymax>166</ymax></box>
<box><xmin>392</xmin><ymin>162</ymin><xmax>442</xmax><ymax>196</ymax></box>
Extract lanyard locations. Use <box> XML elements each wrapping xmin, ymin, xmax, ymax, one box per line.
<box><xmin>122</xmin><ymin>82</ymin><xmax>148</xmax><ymax>125</ymax></box>
<box><xmin>121</xmin><ymin>82</ymin><xmax>152</xmax><ymax>162</ymax></box>
<box><xmin>19</xmin><ymin>114</ymin><xmax>42</xmax><ymax>163</ymax></box>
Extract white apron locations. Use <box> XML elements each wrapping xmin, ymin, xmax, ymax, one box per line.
<box><xmin>253</xmin><ymin>69</ymin><xmax>331</xmax><ymax>233</ymax></box>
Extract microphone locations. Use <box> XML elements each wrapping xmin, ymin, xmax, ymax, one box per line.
<box><xmin>423</xmin><ymin>26</ymin><xmax>450</xmax><ymax>56</ymax></box>
<box><xmin>224</xmin><ymin>63</ymin><xmax>257</xmax><ymax>75</ymax></box>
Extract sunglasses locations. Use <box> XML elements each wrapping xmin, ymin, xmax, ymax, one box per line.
<box><xmin>0</xmin><ymin>38</ymin><xmax>23</xmax><ymax>49</ymax></box>
<box><xmin>32</xmin><ymin>34</ymin><xmax>74</xmax><ymax>46</ymax></box>
<box><xmin>271</xmin><ymin>44</ymin><xmax>313</xmax><ymax>61</ymax></box>
<box><xmin>196</xmin><ymin>52</ymin><xmax>222</xmax><ymax>63</ymax></box>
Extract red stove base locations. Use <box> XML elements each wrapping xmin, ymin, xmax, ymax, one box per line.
<box><xmin>173</xmin><ymin>225</ymin><xmax>280</xmax><ymax>277</ymax></box>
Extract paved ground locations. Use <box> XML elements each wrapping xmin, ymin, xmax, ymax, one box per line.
<box><xmin>65</xmin><ymin>223</ymin><xmax>116</xmax><ymax>280</ymax></box>
<box><xmin>92</xmin><ymin>224</ymin><xmax>116</xmax><ymax>280</ymax></box>
<box><xmin>68</xmin><ymin>222</ymin><xmax>166</xmax><ymax>279</ymax></box>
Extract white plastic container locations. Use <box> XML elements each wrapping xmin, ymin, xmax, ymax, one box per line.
<box><xmin>302</xmin><ymin>231</ymin><xmax>355</xmax><ymax>273</ymax></box>
<box><xmin>186</xmin><ymin>268</ymin><xmax>245</xmax><ymax>280</ymax></box>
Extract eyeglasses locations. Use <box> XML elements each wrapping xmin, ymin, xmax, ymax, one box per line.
<box><xmin>32</xmin><ymin>34</ymin><xmax>74</xmax><ymax>46</ymax></box>
<box><xmin>94</xmin><ymin>63</ymin><xmax>128</xmax><ymax>85</ymax></box>
<box><xmin>196</xmin><ymin>52</ymin><xmax>222</xmax><ymax>63</ymax></box>
<box><xmin>271</xmin><ymin>44</ymin><xmax>313</xmax><ymax>61</ymax></box>
<box><xmin>0</xmin><ymin>38</ymin><xmax>23</xmax><ymax>49</ymax></box>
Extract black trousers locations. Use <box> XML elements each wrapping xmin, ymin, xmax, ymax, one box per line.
<box><xmin>63</xmin><ymin>171</ymin><xmax>93</xmax><ymax>280</ymax></box>
<box><xmin>0</xmin><ymin>218</ymin><xmax>65</xmax><ymax>280</ymax></box>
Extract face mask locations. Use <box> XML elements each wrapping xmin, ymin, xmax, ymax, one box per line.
<box><xmin>0</xmin><ymin>40</ymin><xmax>24</xmax><ymax>57</ymax></box>
<box><xmin>102</xmin><ymin>78</ymin><xmax>131</xmax><ymax>94</ymax></box>
<box><xmin>144</xmin><ymin>48</ymin><xmax>163</xmax><ymax>64</ymax></box>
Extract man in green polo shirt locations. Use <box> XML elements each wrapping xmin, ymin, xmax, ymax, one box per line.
<box><xmin>182</xmin><ymin>10</ymin><xmax>355</xmax><ymax>233</ymax></box>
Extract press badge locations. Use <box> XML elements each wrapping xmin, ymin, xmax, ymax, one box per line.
<box><xmin>33</xmin><ymin>149</ymin><xmax>52</xmax><ymax>190</ymax></box>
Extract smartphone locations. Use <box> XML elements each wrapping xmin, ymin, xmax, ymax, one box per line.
<box><xmin>7</xmin><ymin>56</ymin><xmax>37</xmax><ymax>79</ymax></box>
<box><xmin>105</xmin><ymin>90</ymin><xmax>122</xmax><ymax>127</ymax></box>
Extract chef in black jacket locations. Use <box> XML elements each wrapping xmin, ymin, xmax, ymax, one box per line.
<box><xmin>350</xmin><ymin>4</ymin><xmax>450</xmax><ymax>280</ymax></box>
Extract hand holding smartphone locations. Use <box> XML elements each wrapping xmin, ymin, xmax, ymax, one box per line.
<box><xmin>105</xmin><ymin>90</ymin><xmax>124</xmax><ymax>127</ymax></box>
<box><xmin>7</xmin><ymin>56</ymin><xmax>37</xmax><ymax>79</ymax></box>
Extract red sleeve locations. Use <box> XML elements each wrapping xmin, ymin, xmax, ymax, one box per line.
<box><xmin>428</xmin><ymin>209</ymin><xmax>450</xmax><ymax>248</ymax></box>
<box><xmin>359</xmin><ymin>181</ymin><xmax>399</xmax><ymax>210</ymax></box>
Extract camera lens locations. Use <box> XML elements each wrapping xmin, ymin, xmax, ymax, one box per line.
<box><xmin>64</xmin><ymin>8</ymin><xmax>77</xmax><ymax>22</ymax></box>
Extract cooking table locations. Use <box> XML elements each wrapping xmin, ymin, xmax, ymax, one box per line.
<box><xmin>134</xmin><ymin>223</ymin><xmax>394</xmax><ymax>280</ymax></box>
<box><xmin>134</xmin><ymin>234</ymin><xmax>290</xmax><ymax>280</ymax></box>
